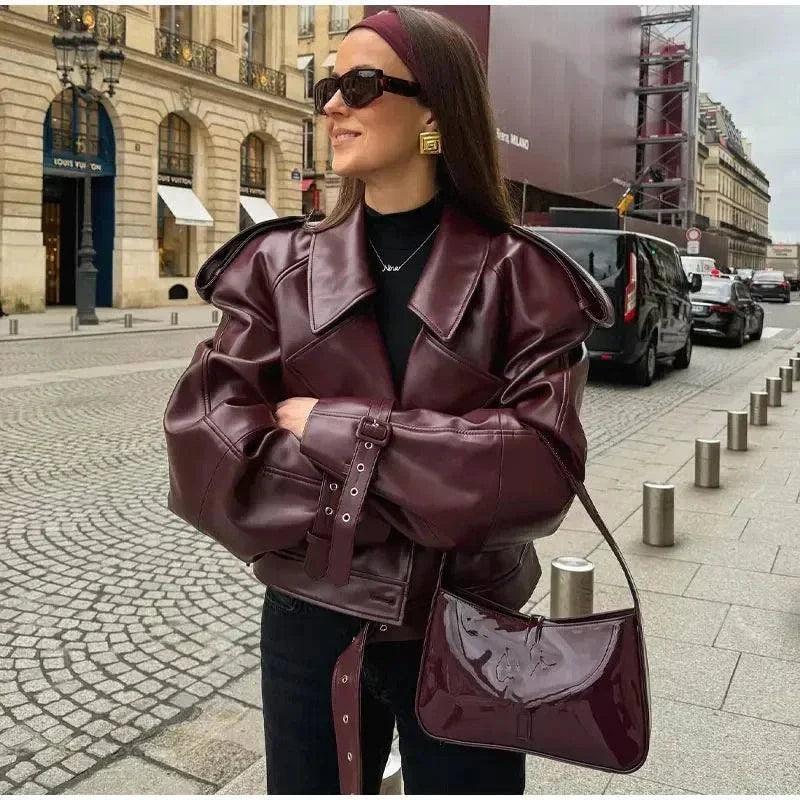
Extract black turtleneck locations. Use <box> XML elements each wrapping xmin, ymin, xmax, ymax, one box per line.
<box><xmin>364</xmin><ymin>193</ymin><xmax>444</xmax><ymax>394</ymax></box>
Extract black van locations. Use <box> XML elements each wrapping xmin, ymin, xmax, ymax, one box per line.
<box><xmin>533</xmin><ymin>227</ymin><xmax>701</xmax><ymax>386</ymax></box>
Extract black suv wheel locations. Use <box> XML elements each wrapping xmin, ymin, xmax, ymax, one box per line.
<box><xmin>632</xmin><ymin>340</ymin><xmax>657</xmax><ymax>386</ymax></box>
<box><xmin>674</xmin><ymin>333</ymin><xmax>692</xmax><ymax>369</ymax></box>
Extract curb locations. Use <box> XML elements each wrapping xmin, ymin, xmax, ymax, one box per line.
<box><xmin>0</xmin><ymin>324</ymin><xmax>217</xmax><ymax>344</ymax></box>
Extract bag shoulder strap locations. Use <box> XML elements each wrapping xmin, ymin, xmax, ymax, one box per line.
<box><xmin>536</xmin><ymin>433</ymin><xmax>642</xmax><ymax>615</ymax></box>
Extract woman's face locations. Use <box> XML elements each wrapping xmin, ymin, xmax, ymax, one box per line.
<box><xmin>325</xmin><ymin>28</ymin><xmax>434</xmax><ymax>181</ymax></box>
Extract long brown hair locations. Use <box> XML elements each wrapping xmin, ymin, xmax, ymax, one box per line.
<box><xmin>308</xmin><ymin>6</ymin><xmax>517</xmax><ymax>234</ymax></box>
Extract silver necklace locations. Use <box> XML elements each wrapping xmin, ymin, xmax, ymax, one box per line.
<box><xmin>368</xmin><ymin>225</ymin><xmax>440</xmax><ymax>273</ymax></box>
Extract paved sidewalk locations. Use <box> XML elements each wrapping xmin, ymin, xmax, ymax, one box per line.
<box><xmin>2</xmin><ymin>327</ymin><xmax>799</xmax><ymax>795</ymax></box>
<box><xmin>63</xmin><ymin>333</ymin><xmax>800</xmax><ymax>796</ymax></box>
<box><xmin>521</xmin><ymin>331</ymin><xmax>800</xmax><ymax>794</ymax></box>
<box><xmin>0</xmin><ymin>304</ymin><xmax>216</xmax><ymax>342</ymax></box>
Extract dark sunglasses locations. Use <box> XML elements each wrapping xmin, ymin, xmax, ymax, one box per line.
<box><xmin>313</xmin><ymin>67</ymin><xmax>422</xmax><ymax>115</ymax></box>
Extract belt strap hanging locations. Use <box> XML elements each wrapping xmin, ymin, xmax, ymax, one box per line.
<box><xmin>331</xmin><ymin>623</ymin><xmax>371</xmax><ymax>794</ymax></box>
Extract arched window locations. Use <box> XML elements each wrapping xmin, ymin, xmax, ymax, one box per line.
<box><xmin>51</xmin><ymin>88</ymin><xmax>99</xmax><ymax>156</ymax></box>
<box><xmin>240</xmin><ymin>134</ymin><xmax>265</xmax><ymax>189</ymax></box>
<box><xmin>158</xmin><ymin>114</ymin><xmax>192</xmax><ymax>278</ymax></box>
<box><xmin>159</xmin><ymin>114</ymin><xmax>191</xmax><ymax>176</ymax></box>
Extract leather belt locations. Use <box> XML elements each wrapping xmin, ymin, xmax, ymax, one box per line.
<box><xmin>303</xmin><ymin>399</ymin><xmax>394</xmax><ymax>586</ymax></box>
<box><xmin>303</xmin><ymin>399</ymin><xmax>394</xmax><ymax>791</ymax></box>
<box><xmin>331</xmin><ymin>622</ymin><xmax>372</xmax><ymax>794</ymax></box>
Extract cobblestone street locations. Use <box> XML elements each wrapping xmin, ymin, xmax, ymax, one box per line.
<box><xmin>1</xmin><ymin>304</ymin><xmax>799</xmax><ymax>794</ymax></box>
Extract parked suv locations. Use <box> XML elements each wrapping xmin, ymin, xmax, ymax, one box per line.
<box><xmin>534</xmin><ymin>228</ymin><xmax>700</xmax><ymax>386</ymax></box>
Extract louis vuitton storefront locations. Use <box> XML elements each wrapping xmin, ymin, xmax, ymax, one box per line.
<box><xmin>42</xmin><ymin>88</ymin><xmax>116</xmax><ymax>308</ymax></box>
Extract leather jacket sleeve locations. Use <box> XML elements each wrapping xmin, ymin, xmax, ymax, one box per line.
<box><xmin>163</xmin><ymin>259</ymin><xmax>325</xmax><ymax>564</ymax></box>
<box><xmin>299</xmin><ymin>241</ymin><xmax>598</xmax><ymax>552</ymax></box>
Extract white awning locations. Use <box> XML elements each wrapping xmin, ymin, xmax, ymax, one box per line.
<box><xmin>240</xmin><ymin>195</ymin><xmax>278</xmax><ymax>224</ymax></box>
<box><xmin>297</xmin><ymin>54</ymin><xmax>313</xmax><ymax>71</ymax></box>
<box><xmin>157</xmin><ymin>185</ymin><xmax>214</xmax><ymax>227</ymax></box>
<box><xmin>322</xmin><ymin>51</ymin><xmax>337</xmax><ymax>68</ymax></box>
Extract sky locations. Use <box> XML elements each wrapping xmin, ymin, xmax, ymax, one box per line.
<box><xmin>698</xmin><ymin>5</ymin><xmax>800</xmax><ymax>243</ymax></box>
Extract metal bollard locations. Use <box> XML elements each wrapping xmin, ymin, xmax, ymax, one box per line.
<box><xmin>750</xmin><ymin>392</ymin><xmax>768</xmax><ymax>425</ymax></box>
<box><xmin>171</xmin><ymin>311</ymin><xmax>179</xmax><ymax>325</ymax></box>
<box><xmin>695</xmin><ymin>439</ymin><xmax>720</xmax><ymax>488</ymax></box>
<box><xmin>212</xmin><ymin>309</ymin><xmax>220</xmax><ymax>325</ymax></box>
<box><xmin>123</xmin><ymin>313</ymin><xmax>133</xmax><ymax>329</ymax></box>
<box><xmin>550</xmin><ymin>557</ymin><xmax>594</xmax><ymax>619</ymax></box>
<box><xmin>766</xmin><ymin>377</ymin><xmax>782</xmax><ymax>407</ymax></box>
<box><xmin>9</xmin><ymin>319</ymin><xmax>18</xmax><ymax>335</ymax></box>
<box><xmin>779</xmin><ymin>366</ymin><xmax>793</xmax><ymax>393</ymax></box>
<box><xmin>727</xmin><ymin>411</ymin><xmax>748</xmax><ymax>451</ymax></box>
<box><xmin>791</xmin><ymin>358</ymin><xmax>800</xmax><ymax>381</ymax></box>
<box><xmin>69</xmin><ymin>314</ymin><xmax>80</xmax><ymax>332</ymax></box>
<box><xmin>642</xmin><ymin>482</ymin><xmax>674</xmax><ymax>546</ymax></box>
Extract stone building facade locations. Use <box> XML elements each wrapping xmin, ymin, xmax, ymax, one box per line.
<box><xmin>698</xmin><ymin>93</ymin><xmax>771</xmax><ymax>270</ymax></box>
<box><xmin>294</xmin><ymin>4</ymin><xmax>362</xmax><ymax>218</ymax></box>
<box><xmin>0</xmin><ymin>4</ymin><xmax>313</xmax><ymax>312</ymax></box>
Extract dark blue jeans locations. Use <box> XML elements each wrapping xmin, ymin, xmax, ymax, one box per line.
<box><xmin>260</xmin><ymin>587</ymin><xmax>526</xmax><ymax>795</ymax></box>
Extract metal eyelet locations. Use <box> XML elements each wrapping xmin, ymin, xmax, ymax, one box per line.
<box><xmin>379</xmin><ymin>624</ymin><xmax>388</xmax><ymax>632</ymax></box>
<box><xmin>347</xmin><ymin>752</ymin><xmax>353</xmax><ymax>762</ymax></box>
<box><xmin>350</xmin><ymin>488</ymin><xmax>358</xmax><ymax>496</ymax></box>
<box><xmin>342</xmin><ymin>714</ymin><xmax>349</xmax><ymax>723</ymax></box>
<box><xmin>342</xmin><ymin>513</ymin><xmax>351</xmax><ymax>522</ymax></box>
<box><xmin>364</xmin><ymin>442</ymin><xmax>373</xmax><ymax>450</ymax></box>
<box><xmin>329</xmin><ymin>483</ymin><xmax>338</xmax><ymax>491</ymax></box>
<box><xmin>356</xmin><ymin>464</ymin><xmax>365</xmax><ymax>472</ymax></box>
<box><xmin>341</xmin><ymin>675</ymin><xmax>348</xmax><ymax>684</ymax></box>
<box><xmin>325</xmin><ymin>506</ymin><xmax>333</xmax><ymax>515</ymax></box>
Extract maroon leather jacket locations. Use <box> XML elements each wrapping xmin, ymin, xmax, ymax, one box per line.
<box><xmin>163</xmin><ymin>200</ymin><xmax>613</xmax><ymax>639</ymax></box>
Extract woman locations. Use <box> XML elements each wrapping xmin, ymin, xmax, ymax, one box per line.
<box><xmin>164</xmin><ymin>6</ymin><xmax>611</xmax><ymax>795</ymax></box>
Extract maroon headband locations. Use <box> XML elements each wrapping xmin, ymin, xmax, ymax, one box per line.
<box><xmin>347</xmin><ymin>9</ymin><xmax>419</xmax><ymax>79</ymax></box>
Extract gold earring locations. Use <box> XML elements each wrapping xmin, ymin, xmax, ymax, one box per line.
<box><xmin>419</xmin><ymin>131</ymin><xmax>442</xmax><ymax>155</ymax></box>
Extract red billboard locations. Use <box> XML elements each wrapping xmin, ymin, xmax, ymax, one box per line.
<box><xmin>362</xmin><ymin>6</ymin><xmax>640</xmax><ymax>208</ymax></box>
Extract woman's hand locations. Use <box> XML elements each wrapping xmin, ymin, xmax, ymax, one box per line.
<box><xmin>275</xmin><ymin>397</ymin><xmax>318</xmax><ymax>440</ymax></box>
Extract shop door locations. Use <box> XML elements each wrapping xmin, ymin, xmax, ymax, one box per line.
<box><xmin>43</xmin><ymin>202</ymin><xmax>61</xmax><ymax>304</ymax></box>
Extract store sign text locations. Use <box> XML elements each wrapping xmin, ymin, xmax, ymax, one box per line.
<box><xmin>496</xmin><ymin>128</ymin><xmax>530</xmax><ymax>151</ymax></box>
<box><xmin>158</xmin><ymin>174</ymin><xmax>193</xmax><ymax>187</ymax></box>
<box><xmin>52</xmin><ymin>157</ymin><xmax>104</xmax><ymax>172</ymax></box>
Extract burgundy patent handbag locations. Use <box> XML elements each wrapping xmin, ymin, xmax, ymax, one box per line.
<box><xmin>415</xmin><ymin>439</ymin><xmax>651</xmax><ymax>774</ymax></box>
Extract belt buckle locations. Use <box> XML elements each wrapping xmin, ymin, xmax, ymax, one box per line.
<box><xmin>356</xmin><ymin>417</ymin><xmax>391</xmax><ymax>447</ymax></box>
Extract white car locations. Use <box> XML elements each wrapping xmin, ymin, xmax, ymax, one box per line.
<box><xmin>681</xmin><ymin>255</ymin><xmax>717</xmax><ymax>278</ymax></box>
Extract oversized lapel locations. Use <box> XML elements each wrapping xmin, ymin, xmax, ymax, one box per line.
<box><xmin>406</xmin><ymin>202</ymin><xmax>492</xmax><ymax>342</ymax></box>
<box><xmin>304</xmin><ymin>199</ymin><xmax>493</xmax><ymax>407</ymax></box>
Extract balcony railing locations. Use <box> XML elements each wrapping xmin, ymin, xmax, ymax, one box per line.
<box><xmin>48</xmin><ymin>5</ymin><xmax>126</xmax><ymax>45</ymax></box>
<box><xmin>239</xmin><ymin>59</ymin><xmax>286</xmax><ymax>97</ymax></box>
<box><xmin>156</xmin><ymin>28</ymin><xmax>216</xmax><ymax>75</ymax></box>
<box><xmin>298</xmin><ymin>22</ymin><xmax>314</xmax><ymax>37</ymax></box>
<box><xmin>329</xmin><ymin>17</ymin><xmax>349</xmax><ymax>34</ymax></box>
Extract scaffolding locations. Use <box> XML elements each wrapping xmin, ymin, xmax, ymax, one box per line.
<box><xmin>633</xmin><ymin>6</ymin><xmax>700</xmax><ymax>228</ymax></box>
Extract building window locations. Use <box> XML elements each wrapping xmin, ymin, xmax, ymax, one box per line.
<box><xmin>157</xmin><ymin>196</ymin><xmax>190</xmax><ymax>278</ymax></box>
<box><xmin>302</xmin><ymin>55</ymin><xmax>314</xmax><ymax>99</ymax></box>
<box><xmin>157</xmin><ymin>113</ymin><xmax>192</xmax><ymax>279</ymax></box>
<box><xmin>241</xmin><ymin>133</ymin><xmax>266</xmax><ymax>189</ymax></box>
<box><xmin>303</xmin><ymin>119</ymin><xmax>314</xmax><ymax>171</ymax></box>
<box><xmin>298</xmin><ymin>6</ymin><xmax>314</xmax><ymax>37</ymax></box>
<box><xmin>159</xmin><ymin>5</ymin><xmax>191</xmax><ymax>38</ymax></box>
<box><xmin>159</xmin><ymin>113</ymin><xmax>192</xmax><ymax>176</ymax></box>
<box><xmin>242</xmin><ymin>5</ymin><xmax>265</xmax><ymax>62</ymax></box>
<box><xmin>329</xmin><ymin>5</ymin><xmax>348</xmax><ymax>33</ymax></box>
<box><xmin>50</xmin><ymin>87</ymin><xmax>99</xmax><ymax>156</ymax></box>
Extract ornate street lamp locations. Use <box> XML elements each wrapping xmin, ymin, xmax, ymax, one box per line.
<box><xmin>52</xmin><ymin>24</ymin><xmax>125</xmax><ymax>324</ymax></box>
